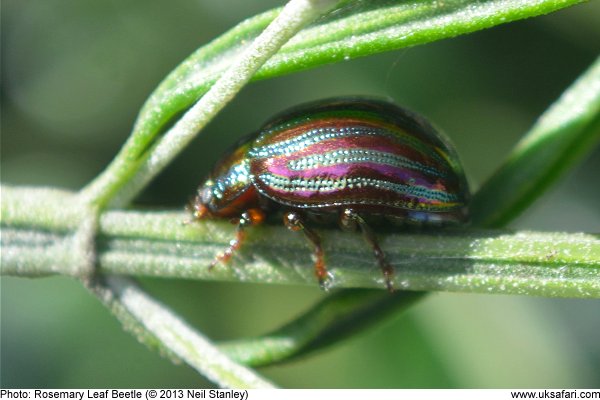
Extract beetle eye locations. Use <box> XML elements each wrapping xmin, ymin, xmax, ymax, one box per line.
<box><xmin>196</xmin><ymin>180</ymin><xmax>215</xmax><ymax>205</ymax></box>
<box><xmin>201</xmin><ymin>186</ymin><xmax>214</xmax><ymax>205</ymax></box>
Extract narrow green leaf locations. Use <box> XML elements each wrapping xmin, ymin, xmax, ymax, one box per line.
<box><xmin>89</xmin><ymin>276</ymin><xmax>276</xmax><ymax>388</ymax></box>
<box><xmin>471</xmin><ymin>57</ymin><xmax>600</xmax><ymax>227</ymax></box>
<box><xmin>219</xmin><ymin>290</ymin><xmax>425</xmax><ymax>367</ymax></box>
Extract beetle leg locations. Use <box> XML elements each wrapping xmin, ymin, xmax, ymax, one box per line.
<box><xmin>341</xmin><ymin>209</ymin><xmax>395</xmax><ymax>292</ymax></box>
<box><xmin>283</xmin><ymin>211</ymin><xmax>330</xmax><ymax>290</ymax></box>
<box><xmin>210</xmin><ymin>208</ymin><xmax>265</xmax><ymax>269</ymax></box>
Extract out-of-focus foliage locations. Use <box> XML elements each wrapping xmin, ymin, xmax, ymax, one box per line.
<box><xmin>1</xmin><ymin>0</ymin><xmax>599</xmax><ymax>388</ymax></box>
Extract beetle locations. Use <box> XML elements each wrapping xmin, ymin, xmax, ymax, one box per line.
<box><xmin>191</xmin><ymin>97</ymin><xmax>470</xmax><ymax>291</ymax></box>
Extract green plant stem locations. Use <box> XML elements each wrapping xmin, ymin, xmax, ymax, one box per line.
<box><xmin>3</xmin><ymin>186</ymin><xmax>599</xmax><ymax>298</ymax></box>
<box><xmin>79</xmin><ymin>0</ymin><xmax>341</xmax><ymax>210</ymax></box>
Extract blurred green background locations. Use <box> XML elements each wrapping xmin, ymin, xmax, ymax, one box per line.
<box><xmin>2</xmin><ymin>0</ymin><xmax>599</xmax><ymax>388</ymax></box>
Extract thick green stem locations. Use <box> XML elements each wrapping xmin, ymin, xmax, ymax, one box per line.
<box><xmin>3</xmin><ymin>186</ymin><xmax>598</xmax><ymax>298</ymax></box>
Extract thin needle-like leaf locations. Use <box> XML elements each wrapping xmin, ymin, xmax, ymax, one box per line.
<box><xmin>471</xmin><ymin>57</ymin><xmax>600</xmax><ymax>227</ymax></box>
<box><xmin>88</xmin><ymin>276</ymin><xmax>276</xmax><ymax>388</ymax></box>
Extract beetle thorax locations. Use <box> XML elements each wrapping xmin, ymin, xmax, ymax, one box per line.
<box><xmin>194</xmin><ymin>156</ymin><xmax>260</xmax><ymax>219</ymax></box>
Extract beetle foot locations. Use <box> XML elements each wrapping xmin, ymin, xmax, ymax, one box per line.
<box><xmin>383</xmin><ymin>268</ymin><xmax>395</xmax><ymax>293</ymax></box>
<box><xmin>317</xmin><ymin>271</ymin><xmax>334</xmax><ymax>291</ymax></box>
<box><xmin>209</xmin><ymin>248</ymin><xmax>233</xmax><ymax>270</ymax></box>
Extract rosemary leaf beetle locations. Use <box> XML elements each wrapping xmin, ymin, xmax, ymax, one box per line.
<box><xmin>191</xmin><ymin>97</ymin><xmax>470</xmax><ymax>291</ymax></box>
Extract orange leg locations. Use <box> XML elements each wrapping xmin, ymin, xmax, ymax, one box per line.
<box><xmin>210</xmin><ymin>209</ymin><xmax>265</xmax><ymax>268</ymax></box>
<box><xmin>341</xmin><ymin>209</ymin><xmax>395</xmax><ymax>292</ymax></box>
<box><xmin>283</xmin><ymin>211</ymin><xmax>329</xmax><ymax>290</ymax></box>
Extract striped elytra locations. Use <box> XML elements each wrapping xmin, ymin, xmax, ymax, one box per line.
<box><xmin>192</xmin><ymin>97</ymin><xmax>470</xmax><ymax>291</ymax></box>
